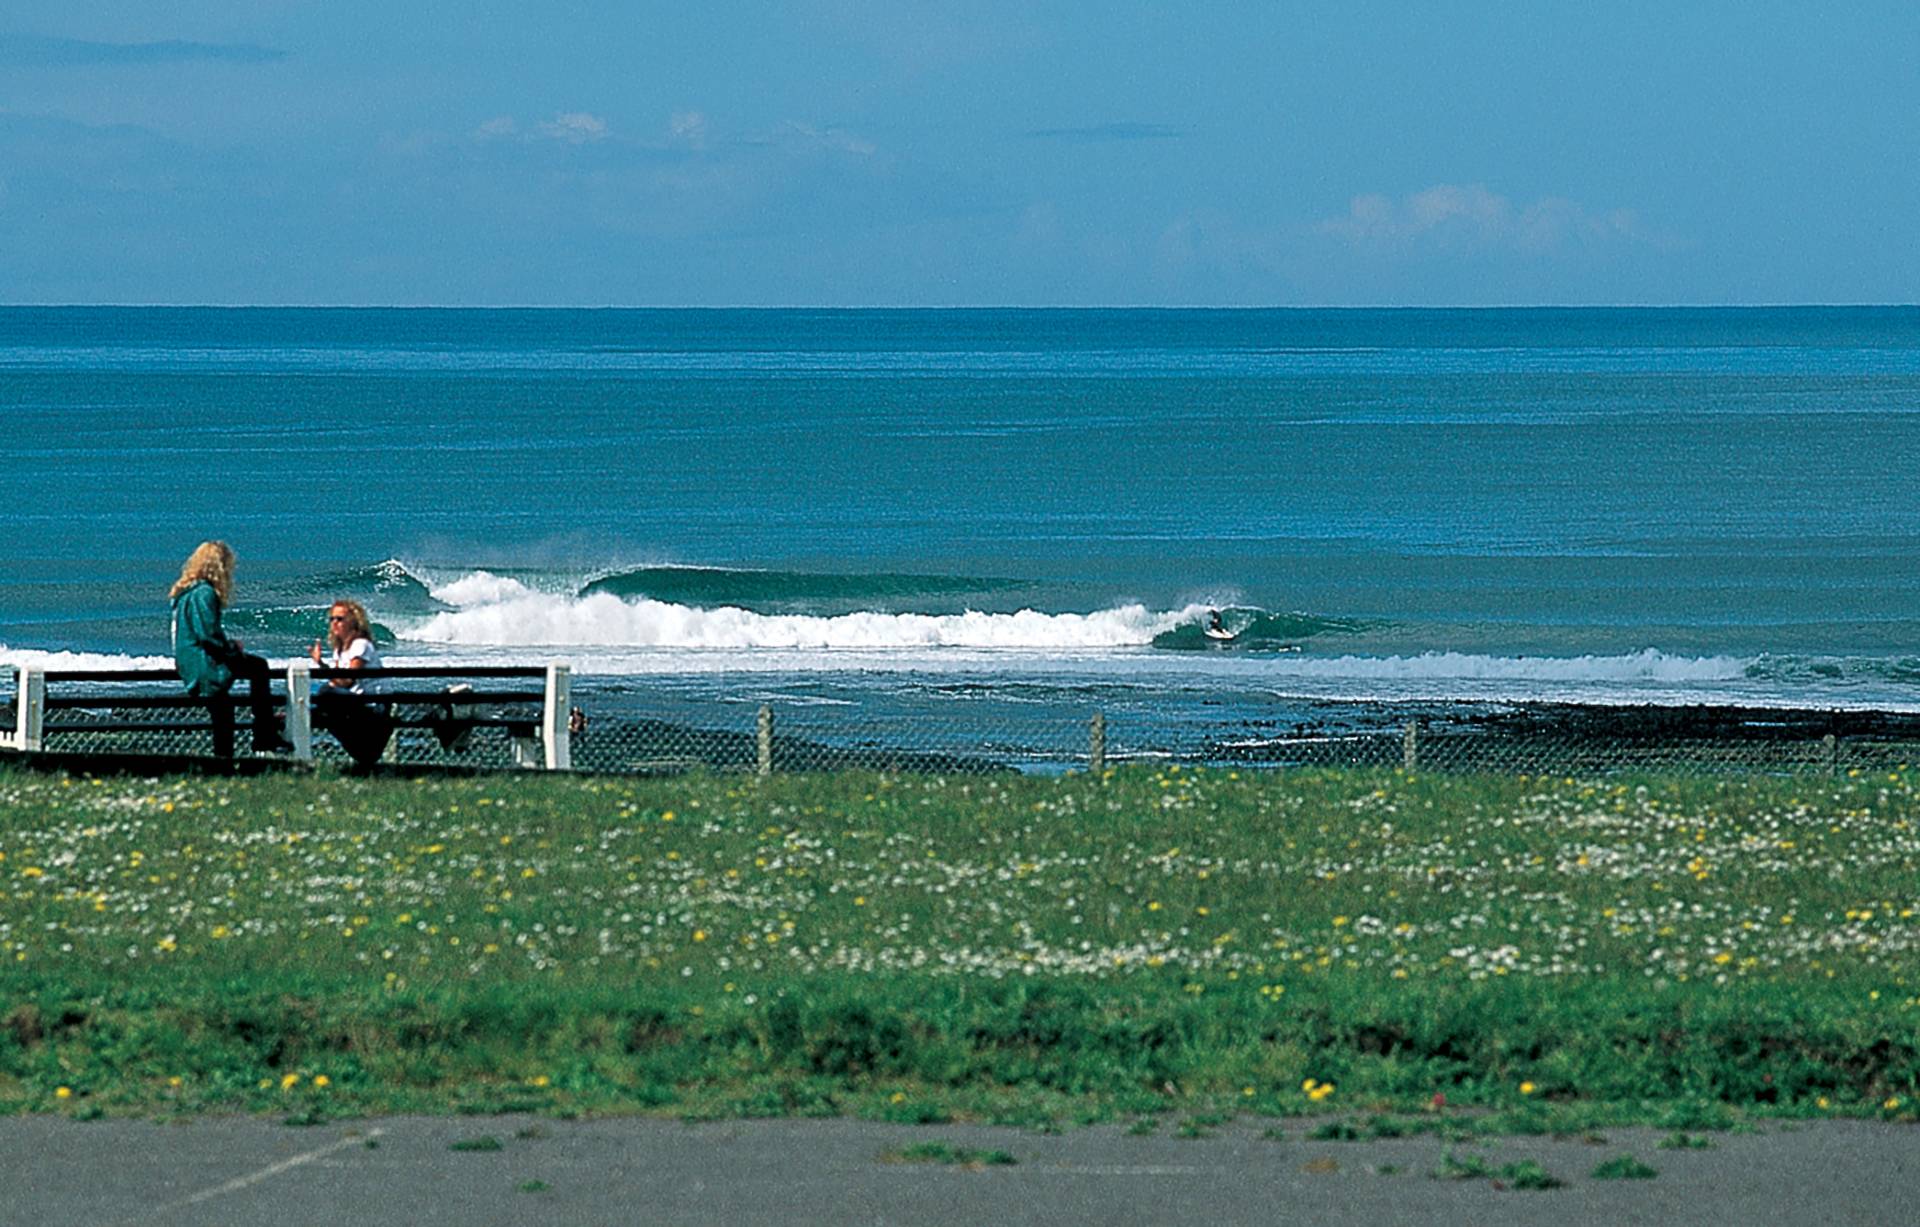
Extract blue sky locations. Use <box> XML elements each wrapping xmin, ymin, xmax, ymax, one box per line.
<box><xmin>2</xmin><ymin>2</ymin><xmax>1916</xmax><ymax>305</ymax></box>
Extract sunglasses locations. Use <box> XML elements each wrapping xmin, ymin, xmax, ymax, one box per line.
<box><xmin>328</xmin><ymin>615</ymin><xmax>348</xmax><ymax>623</ymax></box>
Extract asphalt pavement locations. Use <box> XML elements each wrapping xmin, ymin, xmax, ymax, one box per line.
<box><xmin>3</xmin><ymin>1113</ymin><xmax>1916</xmax><ymax>1226</ymax></box>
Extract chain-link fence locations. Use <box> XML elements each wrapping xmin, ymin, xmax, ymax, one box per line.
<box><xmin>7</xmin><ymin>665</ymin><xmax>1919</xmax><ymax>778</ymax></box>
<box><xmin>559</xmin><ymin>686</ymin><xmax>1920</xmax><ymax>779</ymax></box>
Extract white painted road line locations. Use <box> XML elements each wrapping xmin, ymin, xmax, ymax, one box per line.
<box><xmin>147</xmin><ymin>1127</ymin><xmax>385</xmax><ymax>1219</ymax></box>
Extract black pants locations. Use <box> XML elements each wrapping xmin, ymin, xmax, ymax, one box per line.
<box><xmin>313</xmin><ymin>687</ymin><xmax>395</xmax><ymax>768</ymax></box>
<box><xmin>209</xmin><ymin>652</ymin><xmax>280</xmax><ymax>757</ymax></box>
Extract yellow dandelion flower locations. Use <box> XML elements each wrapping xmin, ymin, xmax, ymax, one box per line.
<box><xmin>312</xmin><ymin>1075</ymin><xmax>330</xmax><ymax>1089</ymax></box>
<box><xmin>693</xmin><ymin>929</ymin><xmax>708</xmax><ymax>942</ymax></box>
<box><xmin>280</xmin><ymin>1073</ymin><xmax>300</xmax><ymax>1091</ymax></box>
<box><xmin>1519</xmin><ymin>1081</ymin><xmax>1536</xmax><ymax>1095</ymax></box>
<box><xmin>54</xmin><ymin>1086</ymin><xmax>71</xmax><ymax>1099</ymax></box>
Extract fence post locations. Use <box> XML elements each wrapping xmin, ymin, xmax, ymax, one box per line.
<box><xmin>284</xmin><ymin>663</ymin><xmax>313</xmax><ymax>761</ymax></box>
<box><xmin>1403</xmin><ymin>720</ymin><xmax>1419</xmax><ymax>771</ymax></box>
<box><xmin>1089</xmin><ymin>711</ymin><xmax>1106</xmax><ymax>774</ymax></box>
<box><xmin>543</xmin><ymin>664</ymin><xmax>571</xmax><ymax>771</ymax></box>
<box><xmin>757</xmin><ymin>704</ymin><xmax>774</xmax><ymax>777</ymax></box>
<box><xmin>1824</xmin><ymin>732</ymin><xmax>1837</xmax><ymax>777</ymax></box>
<box><xmin>15</xmin><ymin>668</ymin><xmax>43</xmax><ymax>752</ymax></box>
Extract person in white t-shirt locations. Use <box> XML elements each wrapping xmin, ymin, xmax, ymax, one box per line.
<box><xmin>312</xmin><ymin>600</ymin><xmax>381</xmax><ymax>691</ymax></box>
<box><xmin>310</xmin><ymin>599</ymin><xmax>392</xmax><ymax>766</ymax></box>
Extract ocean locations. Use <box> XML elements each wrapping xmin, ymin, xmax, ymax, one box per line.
<box><xmin>4</xmin><ymin>306</ymin><xmax>1919</xmax><ymax>762</ymax></box>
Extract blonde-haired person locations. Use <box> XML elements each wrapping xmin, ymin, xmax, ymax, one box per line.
<box><xmin>310</xmin><ymin>599</ymin><xmax>381</xmax><ymax>688</ymax></box>
<box><xmin>309</xmin><ymin>599</ymin><xmax>393</xmax><ymax>767</ymax></box>
<box><xmin>169</xmin><ymin>541</ymin><xmax>292</xmax><ymax>757</ymax></box>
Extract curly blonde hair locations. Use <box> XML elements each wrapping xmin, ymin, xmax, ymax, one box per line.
<box><xmin>169</xmin><ymin>541</ymin><xmax>235</xmax><ymax>606</ymax></box>
<box><xmin>327</xmin><ymin>599</ymin><xmax>373</xmax><ymax>644</ymax></box>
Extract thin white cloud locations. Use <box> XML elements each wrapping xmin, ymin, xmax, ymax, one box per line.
<box><xmin>535</xmin><ymin>112</ymin><xmax>609</xmax><ymax>144</ymax></box>
<box><xmin>774</xmin><ymin>121</ymin><xmax>876</xmax><ymax>157</ymax></box>
<box><xmin>474</xmin><ymin>116</ymin><xmax>518</xmax><ymax>140</ymax></box>
<box><xmin>668</xmin><ymin>110</ymin><xmax>709</xmax><ymax>148</ymax></box>
<box><xmin>1321</xmin><ymin>184</ymin><xmax>1641</xmax><ymax>252</ymax></box>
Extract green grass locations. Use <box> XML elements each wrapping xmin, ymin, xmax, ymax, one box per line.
<box><xmin>1590</xmin><ymin>1154</ymin><xmax>1658</xmax><ymax>1180</ymax></box>
<box><xmin>2</xmin><ymin>763</ymin><xmax>1918</xmax><ymax>1125</ymax></box>
<box><xmin>883</xmin><ymin>1141</ymin><xmax>1016</xmax><ymax>1167</ymax></box>
<box><xmin>1308</xmin><ymin>1119</ymin><xmax>1363</xmax><ymax>1141</ymax></box>
<box><xmin>449</xmin><ymin>1135</ymin><xmax>503</xmax><ymax>1152</ymax></box>
<box><xmin>1498</xmin><ymin>1159</ymin><xmax>1565</xmax><ymax>1190</ymax></box>
<box><xmin>1432</xmin><ymin>1149</ymin><xmax>1495</xmax><ymax>1180</ymax></box>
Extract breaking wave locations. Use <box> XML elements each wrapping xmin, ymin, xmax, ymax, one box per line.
<box><xmin>403</xmin><ymin>574</ymin><xmax>1205</xmax><ymax>650</ymax></box>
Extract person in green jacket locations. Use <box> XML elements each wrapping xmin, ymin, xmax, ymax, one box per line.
<box><xmin>169</xmin><ymin>541</ymin><xmax>292</xmax><ymax>757</ymax></box>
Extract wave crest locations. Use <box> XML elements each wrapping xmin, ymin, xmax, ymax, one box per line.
<box><xmin>404</xmin><ymin>589</ymin><xmax>1206</xmax><ymax>650</ymax></box>
<box><xmin>1267</xmin><ymin>649</ymin><xmax>1754</xmax><ymax>683</ymax></box>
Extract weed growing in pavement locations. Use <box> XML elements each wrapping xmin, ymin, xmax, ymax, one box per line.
<box><xmin>1498</xmin><ymin>1159</ymin><xmax>1564</xmax><ymax>1190</ymax></box>
<box><xmin>1433</xmin><ymin>1149</ymin><xmax>1495</xmax><ymax>1180</ymax></box>
<box><xmin>1308</xmin><ymin>1120</ymin><xmax>1362</xmax><ymax>1141</ymax></box>
<box><xmin>883</xmin><ymin>1142</ymin><xmax>1016</xmax><ymax>1167</ymax></box>
<box><xmin>1591</xmin><ymin>1154</ymin><xmax>1658</xmax><ymax>1179</ymax></box>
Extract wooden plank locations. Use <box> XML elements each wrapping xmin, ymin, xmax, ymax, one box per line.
<box><xmin>46</xmin><ymin>689</ymin><xmax>542</xmax><ymax>709</ymax></box>
<box><xmin>45</xmin><ymin>666</ymin><xmax>547</xmax><ymax>682</ymax></box>
<box><xmin>308</xmin><ymin>666</ymin><xmax>548</xmax><ymax>680</ymax></box>
<box><xmin>45</xmin><ymin>694</ymin><xmax>288</xmax><ymax>711</ymax></box>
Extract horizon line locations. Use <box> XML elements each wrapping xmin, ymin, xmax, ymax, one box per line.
<box><xmin>4</xmin><ymin>301</ymin><xmax>1918</xmax><ymax>311</ymax></box>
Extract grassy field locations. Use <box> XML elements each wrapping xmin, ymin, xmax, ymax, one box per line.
<box><xmin>1</xmin><ymin>762</ymin><xmax>1917</xmax><ymax>1130</ymax></box>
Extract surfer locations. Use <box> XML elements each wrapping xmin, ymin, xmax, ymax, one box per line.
<box><xmin>169</xmin><ymin>541</ymin><xmax>294</xmax><ymax>757</ymax></box>
<box><xmin>1204</xmin><ymin>609</ymin><xmax>1235</xmax><ymax>641</ymax></box>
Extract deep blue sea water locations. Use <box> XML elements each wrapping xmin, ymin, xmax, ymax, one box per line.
<box><xmin>4</xmin><ymin>306</ymin><xmax>1919</xmax><ymax>748</ymax></box>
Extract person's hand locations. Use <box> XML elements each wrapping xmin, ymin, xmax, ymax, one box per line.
<box><xmin>310</xmin><ymin>640</ymin><xmax>324</xmax><ymax>665</ymax></box>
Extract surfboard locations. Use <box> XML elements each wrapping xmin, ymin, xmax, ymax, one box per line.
<box><xmin>1203</xmin><ymin>626</ymin><xmax>1235</xmax><ymax>642</ymax></box>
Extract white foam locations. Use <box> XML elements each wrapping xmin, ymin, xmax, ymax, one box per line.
<box><xmin>403</xmin><ymin>591</ymin><xmax>1211</xmax><ymax>650</ymax></box>
<box><xmin>1264</xmin><ymin>648</ymin><xmax>1753</xmax><ymax>684</ymax></box>
<box><xmin>427</xmin><ymin>570</ymin><xmax>540</xmax><ymax>607</ymax></box>
<box><xmin>0</xmin><ymin>646</ymin><xmax>174</xmax><ymax>672</ymax></box>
